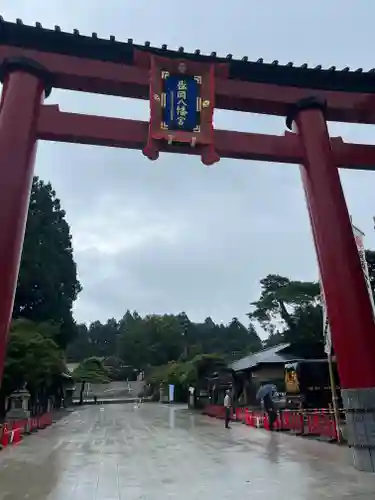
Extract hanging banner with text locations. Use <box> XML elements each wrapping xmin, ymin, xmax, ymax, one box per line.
<box><xmin>322</xmin><ymin>222</ymin><xmax>375</xmax><ymax>354</ymax></box>
<box><xmin>352</xmin><ymin>224</ymin><xmax>375</xmax><ymax>314</ymax></box>
<box><xmin>322</xmin><ymin>285</ymin><xmax>331</xmax><ymax>355</ymax></box>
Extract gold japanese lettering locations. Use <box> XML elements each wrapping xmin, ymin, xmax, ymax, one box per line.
<box><xmin>176</xmin><ymin>105</ymin><xmax>188</xmax><ymax>117</ymax></box>
<box><xmin>175</xmin><ymin>79</ymin><xmax>189</xmax><ymax>127</ymax></box>
<box><xmin>177</xmin><ymin>80</ymin><xmax>188</xmax><ymax>91</ymax></box>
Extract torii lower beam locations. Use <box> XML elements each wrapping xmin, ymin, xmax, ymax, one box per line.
<box><xmin>38</xmin><ymin>105</ymin><xmax>375</xmax><ymax>170</ymax></box>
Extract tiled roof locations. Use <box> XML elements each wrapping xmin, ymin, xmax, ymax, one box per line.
<box><xmin>1</xmin><ymin>18</ymin><xmax>375</xmax><ymax>93</ymax></box>
<box><xmin>230</xmin><ymin>343</ymin><xmax>303</xmax><ymax>372</ymax></box>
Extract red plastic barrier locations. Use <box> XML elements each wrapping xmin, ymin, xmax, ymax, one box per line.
<box><xmin>38</xmin><ymin>413</ymin><xmax>53</xmax><ymax>428</ymax></box>
<box><xmin>282</xmin><ymin>410</ymin><xmax>304</xmax><ymax>434</ymax></box>
<box><xmin>263</xmin><ymin>412</ymin><xmax>283</xmax><ymax>431</ymax></box>
<box><xmin>244</xmin><ymin>410</ymin><xmax>264</xmax><ymax>428</ymax></box>
<box><xmin>306</xmin><ymin>410</ymin><xmax>338</xmax><ymax>441</ymax></box>
<box><xmin>203</xmin><ymin>406</ymin><xmax>338</xmax><ymax>442</ymax></box>
<box><xmin>0</xmin><ymin>412</ymin><xmax>54</xmax><ymax>452</ymax></box>
<box><xmin>202</xmin><ymin>405</ymin><xmax>234</xmax><ymax>420</ymax></box>
<box><xmin>202</xmin><ymin>404</ymin><xmax>224</xmax><ymax>419</ymax></box>
<box><xmin>236</xmin><ymin>407</ymin><xmax>246</xmax><ymax>422</ymax></box>
<box><xmin>263</xmin><ymin>413</ymin><xmax>269</xmax><ymax>430</ymax></box>
<box><xmin>245</xmin><ymin>409</ymin><xmax>253</xmax><ymax>426</ymax></box>
<box><xmin>14</xmin><ymin>427</ymin><xmax>22</xmax><ymax>444</ymax></box>
<box><xmin>8</xmin><ymin>419</ymin><xmax>28</xmax><ymax>433</ymax></box>
<box><xmin>8</xmin><ymin>427</ymin><xmax>22</xmax><ymax>445</ymax></box>
<box><xmin>0</xmin><ymin>424</ymin><xmax>8</xmax><ymax>447</ymax></box>
<box><xmin>0</xmin><ymin>424</ymin><xmax>22</xmax><ymax>447</ymax></box>
<box><xmin>30</xmin><ymin>417</ymin><xmax>39</xmax><ymax>432</ymax></box>
<box><xmin>18</xmin><ymin>420</ymin><xmax>27</xmax><ymax>433</ymax></box>
<box><xmin>242</xmin><ymin>409</ymin><xmax>304</xmax><ymax>433</ymax></box>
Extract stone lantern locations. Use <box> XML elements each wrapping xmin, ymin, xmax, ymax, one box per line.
<box><xmin>6</xmin><ymin>388</ymin><xmax>31</xmax><ymax>420</ymax></box>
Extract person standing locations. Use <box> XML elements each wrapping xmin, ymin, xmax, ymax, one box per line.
<box><xmin>263</xmin><ymin>392</ymin><xmax>277</xmax><ymax>431</ymax></box>
<box><xmin>224</xmin><ymin>389</ymin><xmax>232</xmax><ymax>429</ymax></box>
<box><xmin>257</xmin><ymin>384</ymin><xmax>278</xmax><ymax>431</ymax></box>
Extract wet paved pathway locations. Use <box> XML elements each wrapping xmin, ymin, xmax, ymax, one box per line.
<box><xmin>0</xmin><ymin>403</ymin><xmax>375</xmax><ymax>499</ymax></box>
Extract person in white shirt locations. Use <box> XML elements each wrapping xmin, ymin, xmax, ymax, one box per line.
<box><xmin>223</xmin><ymin>389</ymin><xmax>232</xmax><ymax>429</ymax></box>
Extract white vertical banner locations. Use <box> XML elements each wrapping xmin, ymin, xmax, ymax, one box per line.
<box><xmin>321</xmin><ymin>221</ymin><xmax>375</xmax><ymax>354</ymax></box>
<box><xmin>352</xmin><ymin>224</ymin><xmax>375</xmax><ymax>315</ymax></box>
<box><xmin>169</xmin><ymin>384</ymin><xmax>175</xmax><ymax>403</ymax></box>
<box><xmin>321</xmin><ymin>284</ymin><xmax>331</xmax><ymax>355</ymax></box>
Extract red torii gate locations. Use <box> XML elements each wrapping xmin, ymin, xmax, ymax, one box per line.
<box><xmin>1</xmin><ymin>18</ymin><xmax>375</xmax><ymax>469</ymax></box>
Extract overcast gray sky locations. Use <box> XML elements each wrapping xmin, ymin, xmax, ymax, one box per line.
<box><xmin>2</xmin><ymin>1</ymin><xmax>375</xmax><ymax>333</ymax></box>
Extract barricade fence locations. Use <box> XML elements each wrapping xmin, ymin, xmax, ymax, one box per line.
<box><xmin>201</xmin><ymin>404</ymin><xmax>234</xmax><ymax>420</ymax></box>
<box><xmin>0</xmin><ymin>412</ymin><xmax>53</xmax><ymax>450</ymax></box>
<box><xmin>203</xmin><ymin>405</ymin><xmax>344</xmax><ymax>443</ymax></box>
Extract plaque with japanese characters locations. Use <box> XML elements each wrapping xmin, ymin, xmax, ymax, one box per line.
<box><xmin>161</xmin><ymin>73</ymin><xmax>201</xmax><ymax>133</ymax></box>
<box><xmin>143</xmin><ymin>55</ymin><xmax>219</xmax><ymax>165</ymax></box>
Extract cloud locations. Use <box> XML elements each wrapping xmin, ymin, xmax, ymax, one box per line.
<box><xmin>2</xmin><ymin>1</ymin><xmax>375</xmax><ymax>334</ymax></box>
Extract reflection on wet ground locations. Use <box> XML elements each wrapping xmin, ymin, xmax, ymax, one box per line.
<box><xmin>0</xmin><ymin>403</ymin><xmax>374</xmax><ymax>499</ymax></box>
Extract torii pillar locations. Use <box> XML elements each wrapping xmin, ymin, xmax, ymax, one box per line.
<box><xmin>0</xmin><ymin>57</ymin><xmax>50</xmax><ymax>383</ymax></box>
<box><xmin>287</xmin><ymin>97</ymin><xmax>375</xmax><ymax>472</ymax></box>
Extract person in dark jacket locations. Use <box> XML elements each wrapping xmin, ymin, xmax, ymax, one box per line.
<box><xmin>263</xmin><ymin>392</ymin><xmax>277</xmax><ymax>431</ymax></box>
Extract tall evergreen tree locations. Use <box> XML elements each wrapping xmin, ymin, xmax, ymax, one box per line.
<box><xmin>13</xmin><ymin>177</ymin><xmax>82</xmax><ymax>347</ymax></box>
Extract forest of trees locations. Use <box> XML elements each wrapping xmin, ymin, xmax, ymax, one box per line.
<box><xmin>2</xmin><ymin>175</ymin><xmax>375</xmax><ymax>412</ymax></box>
<box><xmin>68</xmin><ymin>265</ymin><xmax>375</xmax><ymax>368</ymax></box>
<box><xmin>67</xmin><ymin>313</ymin><xmax>263</xmax><ymax>367</ymax></box>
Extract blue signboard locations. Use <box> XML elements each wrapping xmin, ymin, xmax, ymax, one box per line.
<box><xmin>161</xmin><ymin>75</ymin><xmax>200</xmax><ymax>132</ymax></box>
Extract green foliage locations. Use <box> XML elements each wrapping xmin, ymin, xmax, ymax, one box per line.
<box><xmin>147</xmin><ymin>353</ymin><xmax>226</xmax><ymax>390</ymax></box>
<box><xmin>282</xmin><ymin>304</ymin><xmax>324</xmax><ymax>345</ymax></box>
<box><xmin>250</xmin><ymin>251</ymin><xmax>375</xmax><ymax>349</ymax></box>
<box><xmin>66</xmin><ymin>323</ymin><xmax>92</xmax><ymax>360</ymax></box>
<box><xmin>3</xmin><ymin>320</ymin><xmax>64</xmax><ymax>395</ymax></box>
<box><xmin>248</xmin><ymin>274</ymin><xmax>324</xmax><ymax>348</ymax></box>
<box><xmin>147</xmin><ymin>364</ymin><xmax>171</xmax><ymax>386</ymax></box>
<box><xmin>66</xmin><ymin>309</ymin><xmax>262</xmax><ymax>377</ymax></box>
<box><xmin>14</xmin><ymin>176</ymin><xmax>82</xmax><ymax>347</ymax></box>
<box><xmin>103</xmin><ymin>356</ymin><xmax>135</xmax><ymax>381</ymax></box>
<box><xmin>72</xmin><ymin>357</ymin><xmax>109</xmax><ymax>383</ymax></box>
<box><xmin>248</xmin><ymin>274</ymin><xmax>320</xmax><ymax>332</ymax></box>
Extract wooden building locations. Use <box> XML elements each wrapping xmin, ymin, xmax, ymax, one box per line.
<box><xmin>230</xmin><ymin>342</ymin><xmax>325</xmax><ymax>407</ymax></box>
